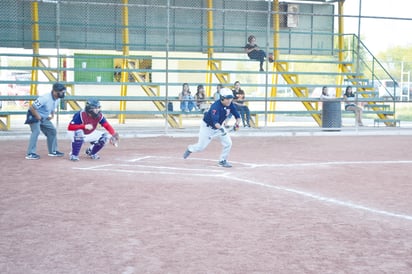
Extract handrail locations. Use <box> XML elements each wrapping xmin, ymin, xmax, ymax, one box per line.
<box><xmin>0</xmin><ymin>95</ymin><xmax>398</xmax><ymax>103</ymax></box>
<box><xmin>346</xmin><ymin>34</ymin><xmax>398</xmax><ymax>117</ymax></box>
<box><xmin>1</xmin><ymin>66</ymin><xmax>363</xmax><ymax>76</ymax></box>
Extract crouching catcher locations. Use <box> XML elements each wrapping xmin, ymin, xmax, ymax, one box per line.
<box><xmin>67</xmin><ymin>99</ymin><xmax>119</xmax><ymax>161</ymax></box>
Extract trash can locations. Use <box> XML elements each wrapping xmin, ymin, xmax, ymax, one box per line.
<box><xmin>167</xmin><ymin>102</ymin><xmax>173</xmax><ymax>112</ymax></box>
<box><xmin>322</xmin><ymin>100</ymin><xmax>341</xmax><ymax>130</ymax></box>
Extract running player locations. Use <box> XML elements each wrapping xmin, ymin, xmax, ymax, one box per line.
<box><xmin>183</xmin><ymin>88</ymin><xmax>241</xmax><ymax>167</ymax></box>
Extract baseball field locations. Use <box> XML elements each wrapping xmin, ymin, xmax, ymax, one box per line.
<box><xmin>1</xmin><ymin>133</ymin><xmax>412</xmax><ymax>273</ymax></box>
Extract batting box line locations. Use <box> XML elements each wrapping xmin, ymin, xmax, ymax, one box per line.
<box><xmin>73</xmin><ymin>165</ymin><xmax>232</xmax><ymax>177</ymax></box>
<box><xmin>118</xmin><ymin>155</ymin><xmax>412</xmax><ymax>168</ymax></box>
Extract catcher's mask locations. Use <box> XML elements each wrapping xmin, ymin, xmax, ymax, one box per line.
<box><xmin>85</xmin><ymin>99</ymin><xmax>101</xmax><ymax>118</ymax></box>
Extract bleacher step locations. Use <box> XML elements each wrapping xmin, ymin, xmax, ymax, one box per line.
<box><xmin>374</xmin><ymin>119</ymin><xmax>400</xmax><ymax>127</ymax></box>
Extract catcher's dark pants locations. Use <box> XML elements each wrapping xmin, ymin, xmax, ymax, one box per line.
<box><xmin>67</xmin><ymin>130</ymin><xmax>109</xmax><ymax>157</ymax></box>
<box><xmin>27</xmin><ymin>119</ymin><xmax>58</xmax><ymax>155</ymax></box>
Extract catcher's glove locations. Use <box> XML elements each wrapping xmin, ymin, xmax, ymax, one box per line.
<box><xmin>110</xmin><ymin>132</ymin><xmax>120</xmax><ymax>147</ymax></box>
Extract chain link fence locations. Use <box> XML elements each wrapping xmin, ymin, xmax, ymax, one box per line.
<box><xmin>2</xmin><ymin>0</ymin><xmax>388</xmax><ymax>129</ymax></box>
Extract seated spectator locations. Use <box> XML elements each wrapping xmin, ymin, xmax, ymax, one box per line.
<box><xmin>194</xmin><ymin>84</ymin><xmax>209</xmax><ymax>112</ymax></box>
<box><xmin>343</xmin><ymin>85</ymin><xmax>364</xmax><ymax>126</ymax></box>
<box><xmin>232</xmin><ymin>81</ymin><xmax>251</xmax><ymax>127</ymax></box>
<box><xmin>320</xmin><ymin>86</ymin><xmax>335</xmax><ymax>100</ymax></box>
<box><xmin>244</xmin><ymin>35</ymin><xmax>273</xmax><ymax>72</ymax></box>
<box><xmin>179</xmin><ymin>83</ymin><xmax>196</xmax><ymax>112</ymax></box>
<box><xmin>213</xmin><ymin>83</ymin><xmax>223</xmax><ymax>101</ymax></box>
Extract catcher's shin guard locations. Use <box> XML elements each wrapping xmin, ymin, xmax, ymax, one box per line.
<box><xmin>89</xmin><ymin>133</ymin><xmax>108</xmax><ymax>155</ymax></box>
<box><xmin>71</xmin><ymin>130</ymin><xmax>84</xmax><ymax>156</ymax></box>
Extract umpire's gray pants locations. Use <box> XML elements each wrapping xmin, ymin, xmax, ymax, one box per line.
<box><xmin>27</xmin><ymin>119</ymin><xmax>58</xmax><ymax>155</ymax></box>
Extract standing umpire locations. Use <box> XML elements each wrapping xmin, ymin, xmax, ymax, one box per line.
<box><xmin>25</xmin><ymin>83</ymin><xmax>66</xmax><ymax>160</ymax></box>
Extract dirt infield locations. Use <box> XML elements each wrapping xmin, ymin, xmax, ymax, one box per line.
<box><xmin>1</xmin><ymin>134</ymin><xmax>412</xmax><ymax>273</ymax></box>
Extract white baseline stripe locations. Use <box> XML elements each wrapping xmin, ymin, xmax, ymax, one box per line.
<box><xmin>226</xmin><ymin>175</ymin><xmax>412</xmax><ymax>222</ymax></box>
<box><xmin>235</xmin><ymin>160</ymin><xmax>412</xmax><ymax>168</ymax></box>
<box><xmin>74</xmin><ymin>163</ymin><xmax>412</xmax><ymax>222</ymax></box>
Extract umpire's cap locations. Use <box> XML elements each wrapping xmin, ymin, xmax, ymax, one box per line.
<box><xmin>220</xmin><ymin>88</ymin><xmax>234</xmax><ymax>99</ymax></box>
<box><xmin>53</xmin><ymin>82</ymin><xmax>66</xmax><ymax>92</ymax></box>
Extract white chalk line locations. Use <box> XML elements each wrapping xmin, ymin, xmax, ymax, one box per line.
<box><xmin>74</xmin><ymin>166</ymin><xmax>231</xmax><ymax>177</ymax></box>
<box><xmin>121</xmin><ymin>154</ymin><xmax>412</xmax><ymax>169</ymax></box>
<box><xmin>225</xmin><ymin>175</ymin><xmax>412</xmax><ymax>221</ymax></box>
<box><xmin>230</xmin><ymin>159</ymin><xmax>412</xmax><ymax>168</ymax></box>
<box><xmin>73</xmin><ymin>156</ymin><xmax>412</xmax><ymax>221</ymax></box>
<box><xmin>126</xmin><ymin>156</ymin><xmax>152</xmax><ymax>162</ymax></box>
<box><xmin>73</xmin><ymin>164</ymin><xmax>113</xmax><ymax>170</ymax></box>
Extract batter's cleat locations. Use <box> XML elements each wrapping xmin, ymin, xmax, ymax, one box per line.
<box><xmin>25</xmin><ymin>153</ymin><xmax>40</xmax><ymax>160</ymax></box>
<box><xmin>48</xmin><ymin>151</ymin><xmax>64</xmax><ymax>157</ymax></box>
<box><xmin>89</xmin><ymin>153</ymin><xmax>100</xmax><ymax>160</ymax></box>
<box><xmin>69</xmin><ymin>154</ymin><xmax>79</xmax><ymax>161</ymax></box>
<box><xmin>218</xmin><ymin>160</ymin><xmax>232</xmax><ymax>168</ymax></box>
<box><xmin>183</xmin><ymin>149</ymin><xmax>192</xmax><ymax>159</ymax></box>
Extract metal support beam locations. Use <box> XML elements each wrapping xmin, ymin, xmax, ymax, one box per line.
<box><xmin>30</xmin><ymin>1</ymin><xmax>40</xmax><ymax>96</ymax></box>
<box><xmin>119</xmin><ymin>0</ymin><xmax>130</xmax><ymax>124</ymax></box>
<box><xmin>205</xmin><ymin>0</ymin><xmax>214</xmax><ymax>97</ymax></box>
<box><xmin>269</xmin><ymin>0</ymin><xmax>280</xmax><ymax>122</ymax></box>
<box><xmin>336</xmin><ymin>0</ymin><xmax>345</xmax><ymax>97</ymax></box>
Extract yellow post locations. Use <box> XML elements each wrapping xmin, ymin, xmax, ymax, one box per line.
<box><xmin>30</xmin><ymin>0</ymin><xmax>40</xmax><ymax>96</ymax></box>
<box><xmin>269</xmin><ymin>0</ymin><xmax>280</xmax><ymax>122</ymax></box>
<box><xmin>273</xmin><ymin>0</ymin><xmax>280</xmax><ymax>62</ymax></box>
<box><xmin>336</xmin><ymin>0</ymin><xmax>345</xmax><ymax>98</ymax></box>
<box><xmin>205</xmin><ymin>0</ymin><xmax>214</xmax><ymax>97</ymax></box>
<box><xmin>119</xmin><ymin>0</ymin><xmax>130</xmax><ymax>124</ymax></box>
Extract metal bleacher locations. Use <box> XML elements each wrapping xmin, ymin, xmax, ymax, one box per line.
<box><xmin>0</xmin><ymin>0</ymin><xmax>403</xmax><ymax>131</ymax></box>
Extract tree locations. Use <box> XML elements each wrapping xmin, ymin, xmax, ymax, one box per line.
<box><xmin>377</xmin><ymin>46</ymin><xmax>412</xmax><ymax>81</ymax></box>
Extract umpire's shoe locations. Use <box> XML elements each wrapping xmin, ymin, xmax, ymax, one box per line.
<box><xmin>25</xmin><ymin>153</ymin><xmax>40</xmax><ymax>160</ymax></box>
<box><xmin>218</xmin><ymin>160</ymin><xmax>232</xmax><ymax>168</ymax></box>
<box><xmin>183</xmin><ymin>149</ymin><xmax>191</xmax><ymax>159</ymax></box>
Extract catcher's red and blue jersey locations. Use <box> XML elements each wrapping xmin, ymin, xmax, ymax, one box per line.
<box><xmin>203</xmin><ymin>100</ymin><xmax>240</xmax><ymax>129</ymax></box>
<box><xmin>68</xmin><ymin>110</ymin><xmax>115</xmax><ymax>135</ymax></box>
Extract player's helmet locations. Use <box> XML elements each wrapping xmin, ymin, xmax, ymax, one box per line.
<box><xmin>85</xmin><ymin>99</ymin><xmax>101</xmax><ymax>118</ymax></box>
<box><xmin>220</xmin><ymin>88</ymin><xmax>234</xmax><ymax>100</ymax></box>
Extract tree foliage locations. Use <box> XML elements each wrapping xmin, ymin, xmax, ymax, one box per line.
<box><xmin>377</xmin><ymin>46</ymin><xmax>412</xmax><ymax>81</ymax></box>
